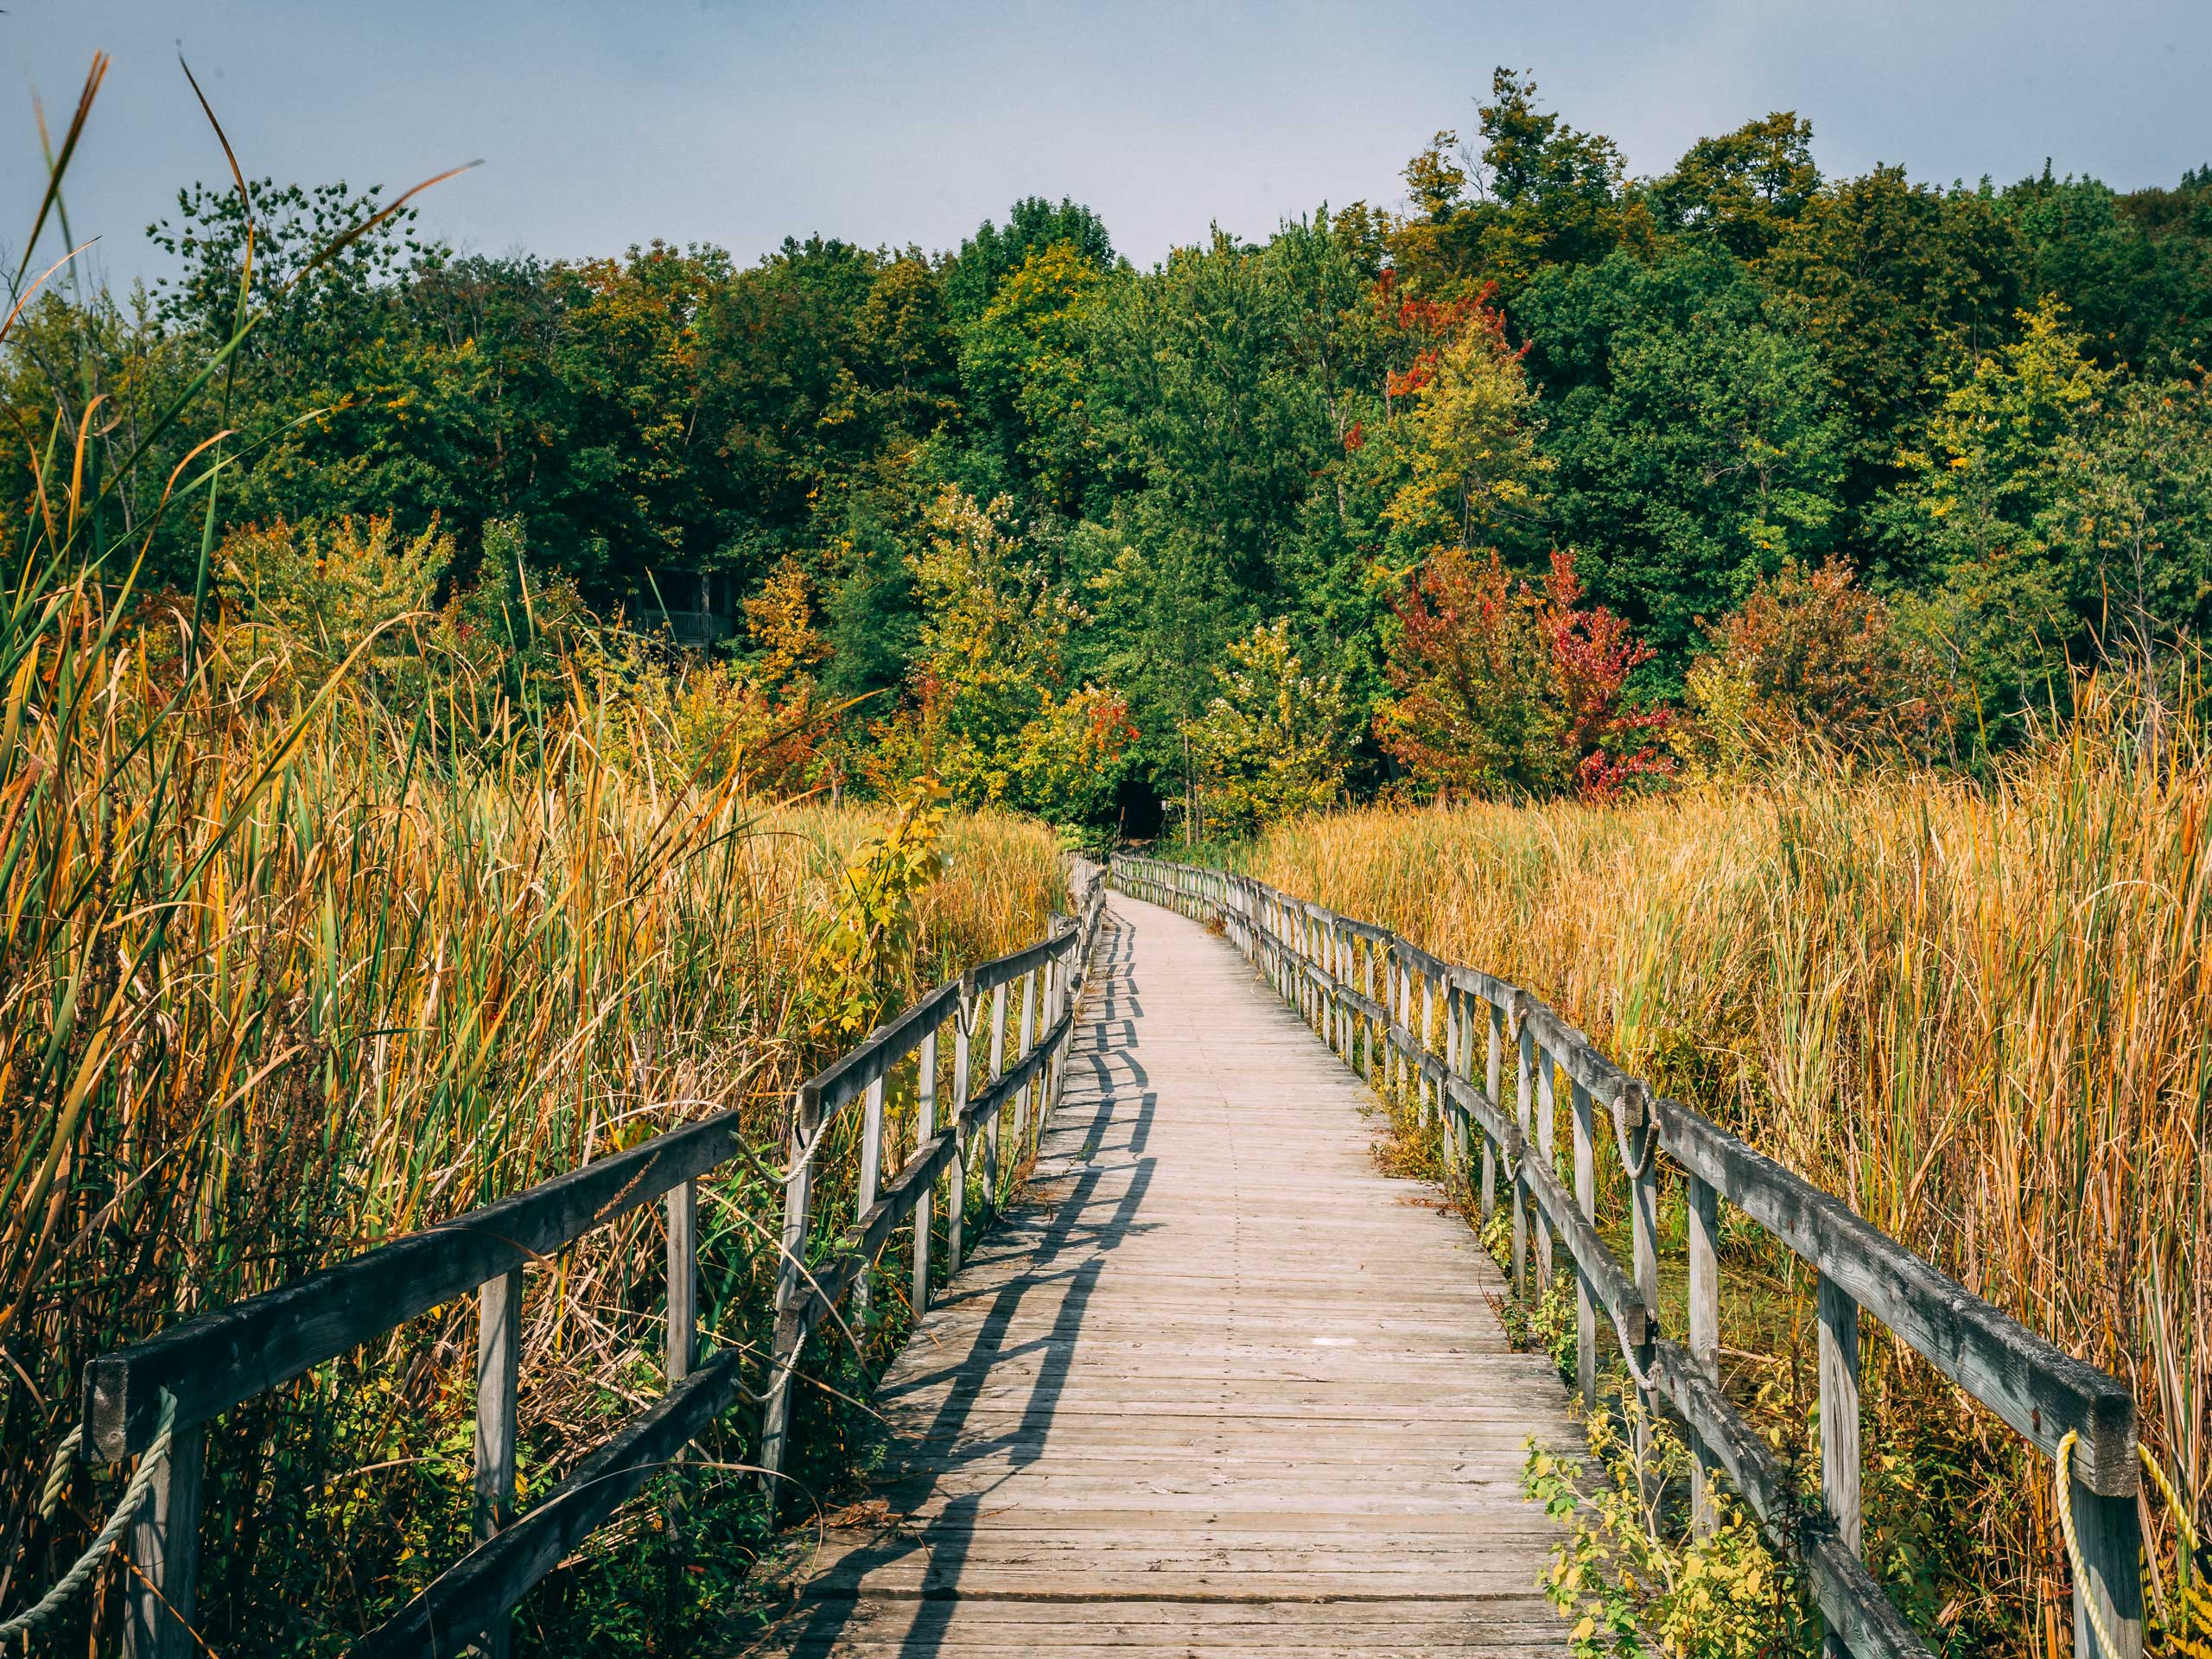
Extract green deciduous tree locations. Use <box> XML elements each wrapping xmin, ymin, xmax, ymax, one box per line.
<box><xmin>2046</xmin><ymin>375</ymin><xmax>2212</xmax><ymax>652</ymax></box>
<box><xmin>1520</xmin><ymin>251</ymin><xmax>1850</xmax><ymax>662</ymax></box>
<box><xmin>1875</xmin><ymin>298</ymin><xmax>2111</xmax><ymax>721</ymax></box>
<box><xmin>1761</xmin><ymin>167</ymin><xmax>2024</xmax><ymax>503</ymax></box>
<box><xmin>958</xmin><ymin>242</ymin><xmax>1110</xmax><ymax>511</ymax></box>
<box><xmin>866</xmin><ymin>488</ymin><xmax>1133</xmax><ymax>824</ymax></box>
<box><xmin>944</xmin><ymin>196</ymin><xmax>1115</xmax><ymax>324</ymax></box>
<box><xmin>2000</xmin><ymin>168</ymin><xmax>2212</xmax><ymax>375</ymax></box>
<box><xmin>1648</xmin><ymin>112</ymin><xmax>1822</xmax><ymax>262</ymax></box>
<box><xmin>1186</xmin><ymin>620</ymin><xmax>1352</xmax><ymax>839</ymax></box>
<box><xmin>1390</xmin><ymin>71</ymin><xmax>1650</xmax><ymax>301</ymax></box>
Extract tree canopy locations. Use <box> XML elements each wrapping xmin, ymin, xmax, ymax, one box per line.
<box><xmin>13</xmin><ymin>69</ymin><xmax>2212</xmax><ymax>831</ymax></box>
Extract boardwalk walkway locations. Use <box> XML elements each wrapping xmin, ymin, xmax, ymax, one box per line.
<box><xmin>744</xmin><ymin>893</ymin><xmax>1578</xmax><ymax>1656</ymax></box>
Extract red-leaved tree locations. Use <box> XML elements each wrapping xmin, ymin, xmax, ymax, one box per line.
<box><xmin>1375</xmin><ymin>548</ymin><xmax>1672</xmax><ymax>801</ymax></box>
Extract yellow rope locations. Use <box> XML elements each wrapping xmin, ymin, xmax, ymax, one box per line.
<box><xmin>2139</xmin><ymin>1441</ymin><xmax>2201</xmax><ymax>1560</ymax></box>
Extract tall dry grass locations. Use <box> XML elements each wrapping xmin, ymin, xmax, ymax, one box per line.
<box><xmin>0</xmin><ymin>56</ymin><xmax>1065</xmax><ymax>1649</ymax></box>
<box><xmin>0</xmin><ymin>571</ymin><xmax>1059</xmax><ymax>1647</ymax></box>
<box><xmin>1240</xmin><ymin>687</ymin><xmax>2209</xmax><ymax>1650</ymax></box>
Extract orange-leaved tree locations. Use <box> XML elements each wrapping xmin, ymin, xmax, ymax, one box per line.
<box><xmin>1681</xmin><ymin>557</ymin><xmax>1957</xmax><ymax>772</ymax></box>
<box><xmin>1375</xmin><ymin>547</ymin><xmax>1670</xmax><ymax>801</ymax></box>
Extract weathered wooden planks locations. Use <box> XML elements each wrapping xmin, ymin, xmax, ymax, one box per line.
<box><xmin>1116</xmin><ymin>853</ymin><xmax>2145</xmax><ymax>1659</ymax></box>
<box><xmin>739</xmin><ymin>895</ymin><xmax>1578</xmax><ymax>1658</ymax></box>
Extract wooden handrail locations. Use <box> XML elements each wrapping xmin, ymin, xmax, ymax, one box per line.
<box><xmin>1110</xmin><ymin>853</ymin><xmax>2142</xmax><ymax>1659</ymax></box>
<box><xmin>756</xmin><ymin>873</ymin><xmax>1108</xmax><ymax>1482</ymax></box>
<box><xmin>81</xmin><ymin>1106</ymin><xmax>748</xmax><ymax>1462</ymax></box>
<box><xmin>78</xmin><ymin>861</ymin><xmax>1109</xmax><ymax>1659</ymax></box>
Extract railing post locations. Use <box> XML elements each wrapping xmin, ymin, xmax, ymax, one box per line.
<box><xmin>1439</xmin><ymin>983</ymin><xmax>1453</xmax><ymax>1166</ymax></box>
<box><xmin>1534</xmin><ymin>1047</ymin><xmax>1557</xmax><ymax>1291</ymax></box>
<box><xmin>1483</xmin><ymin>1002</ymin><xmax>1503</xmax><ymax>1223</ymax></box>
<box><xmin>1622</xmin><ymin>1079</ymin><xmax>1659</xmax><ymax>1408</ymax></box>
<box><xmin>855</xmin><ymin>1070</ymin><xmax>886</xmax><ymax>1320</ymax></box>
<box><xmin>1571</xmin><ymin>1078</ymin><xmax>1597</xmax><ymax>1408</ymax></box>
<box><xmin>1620</xmin><ymin>1078</ymin><xmax>1659</xmax><ymax>1461</ymax></box>
<box><xmin>1331</xmin><ymin>924</ymin><xmax>1344</xmax><ymax>1053</ymax></box>
<box><xmin>2071</xmin><ymin>1484</ymin><xmax>2146</xmax><ymax>1659</ymax></box>
<box><xmin>1319</xmin><ymin>920</ymin><xmax>1334</xmax><ymax>1052</ymax></box>
<box><xmin>470</xmin><ymin>1264</ymin><xmax>522</xmax><ymax>1659</ymax></box>
<box><xmin>1392</xmin><ymin>957</ymin><xmax>1409</xmax><ymax>1096</ymax></box>
<box><xmin>1014</xmin><ymin>964</ymin><xmax>1038</xmax><ymax>1146</ymax></box>
<box><xmin>1380</xmin><ymin>953</ymin><xmax>1394</xmax><ymax>1090</ymax></box>
<box><xmin>1309</xmin><ymin>915</ymin><xmax>1324</xmax><ymax>1036</ymax></box>
<box><xmin>1039</xmin><ymin>951</ymin><xmax>1063</xmax><ymax>1128</ymax></box>
<box><xmin>1512</xmin><ymin>998</ymin><xmax>1533</xmax><ymax>1299</ymax></box>
<box><xmin>1817</xmin><ymin>1271</ymin><xmax>1865</xmax><ymax>1657</ymax></box>
<box><xmin>1447</xmin><ymin>985</ymin><xmax>1468</xmax><ymax>1175</ymax></box>
<box><xmin>124</xmin><ymin>1422</ymin><xmax>205</xmax><ymax>1659</ymax></box>
<box><xmin>667</xmin><ymin>1179</ymin><xmax>697</xmax><ymax>1382</ymax></box>
<box><xmin>1306</xmin><ymin>915</ymin><xmax>1319</xmax><ymax>1030</ymax></box>
<box><xmin>948</xmin><ymin>984</ymin><xmax>974</xmax><ymax>1275</ymax></box>
<box><xmin>1326</xmin><ymin>921</ymin><xmax>1343</xmax><ymax>1055</ymax></box>
<box><xmin>1688</xmin><ymin>1171</ymin><xmax>1720</xmax><ymax>1536</ymax></box>
<box><xmin>1326</xmin><ymin>925</ymin><xmax>1338</xmax><ymax>1050</ymax></box>
<box><xmin>1296</xmin><ymin>913</ymin><xmax>1310</xmax><ymax>1023</ymax></box>
<box><xmin>1339</xmin><ymin>926</ymin><xmax>1353</xmax><ymax>1058</ymax></box>
<box><xmin>1304</xmin><ymin>914</ymin><xmax>1314</xmax><ymax>1024</ymax></box>
<box><xmin>1419</xmin><ymin>970</ymin><xmax>1435</xmax><ymax>1123</ymax></box>
<box><xmin>985</xmin><ymin>978</ymin><xmax>1008</xmax><ymax>1218</ymax></box>
<box><xmin>761</xmin><ymin>1080</ymin><xmax>820</xmax><ymax>1486</ymax></box>
<box><xmin>1817</xmin><ymin>1272</ymin><xmax>1863</xmax><ymax>1550</ymax></box>
<box><xmin>914</xmin><ymin>1025</ymin><xmax>938</xmax><ymax>1312</ymax></box>
<box><xmin>1363</xmin><ymin>942</ymin><xmax>1377</xmax><ymax>1082</ymax></box>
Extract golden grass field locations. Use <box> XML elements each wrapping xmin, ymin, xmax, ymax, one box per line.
<box><xmin>0</xmin><ymin>565</ymin><xmax>1063</xmax><ymax>1645</ymax></box>
<box><xmin>1237</xmin><ymin>697</ymin><xmax>2208</xmax><ymax>1651</ymax></box>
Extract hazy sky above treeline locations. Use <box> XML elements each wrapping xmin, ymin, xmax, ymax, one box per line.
<box><xmin>8</xmin><ymin>0</ymin><xmax>2210</xmax><ymax>289</ymax></box>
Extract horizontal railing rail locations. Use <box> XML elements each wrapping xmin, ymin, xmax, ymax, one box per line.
<box><xmin>1111</xmin><ymin>854</ymin><xmax>2140</xmax><ymax>1659</ymax></box>
<box><xmin>77</xmin><ymin>859</ymin><xmax>1108</xmax><ymax>1659</ymax></box>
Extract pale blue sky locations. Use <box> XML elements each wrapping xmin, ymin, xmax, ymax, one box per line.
<box><xmin>7</xmin><ymin>0</ymin><xmax>2210</xmax><ymax>289</ymax></box>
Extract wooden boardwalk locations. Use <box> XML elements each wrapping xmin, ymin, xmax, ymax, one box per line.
<box><xmin>742</xmin><ymin>892</ymin><xmax>1579</xmax><ymax>1656</ymax></box>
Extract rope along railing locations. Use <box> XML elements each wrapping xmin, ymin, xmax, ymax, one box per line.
<box><xmin>1110</xmin><ymin>855</ymin><xmax>2142</xmax><ymax>1659</ymax></box>
<box><xmin>61</xmin><ymin>861</ymin><xmax>1107</xmax><ymax>1659</ymax></box>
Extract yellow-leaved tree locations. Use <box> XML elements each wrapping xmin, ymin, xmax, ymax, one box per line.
<box><xmin>1382</xmin><ymin>301</ymin><xmax>1550</xmax><ymax>559</ymax></box>
<box><xmin>868</xmin><ymin>487</ymin><xmax>1133</xmax><ymax>827</ymax></box>
<box><xmin>1185</xmin><ymin>620</ymin><xmax>1351</xmax><ymax>840</ymax></box>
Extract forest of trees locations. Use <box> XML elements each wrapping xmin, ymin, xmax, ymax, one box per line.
<box><xmin>12</xmin><ymin>69</ymin><xmax>2212</xmax><ymax>838</ymax></box>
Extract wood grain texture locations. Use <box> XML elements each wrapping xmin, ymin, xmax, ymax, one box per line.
<box><xmin>739</xmin><ymin>893</ymin><xmax>1579</xmax><ymax>1658</ymax></box>
<box><xmin>123</xmin><ymin>1422</ymin><xmax>202</xmax><ymax>1659</ymax></box>
<box><xmin>1650</xmin><ymin>1095</ymin><xmax>2136</xmax><ymax>1495</ymax></box>
<box><xmin>1817</xmin><ymin>1272</ymin><xmax>1862</xmax><ymax>1560</ymax></box>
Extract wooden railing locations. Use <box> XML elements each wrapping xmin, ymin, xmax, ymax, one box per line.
<box><xmin>1112</xmin><ymin>855</ymin><xmax>2142</xmax><ymax>1659</ymax></box>
<box><xmin>76</xmin><ymin>861</ymin><xmax>1109</xmax><ymax>1659</ymax></box>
